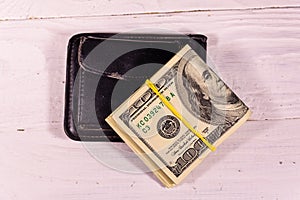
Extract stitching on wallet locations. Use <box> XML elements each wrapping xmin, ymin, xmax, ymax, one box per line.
<box><xmin>78</xmin><ymin>69</ymin><xmax>85</xmax><ymax>124</ymax></box>
<box><xmin>67</xmin><ymin>40</ymin><xmax>77</xmax><ymax>130</ymax></box>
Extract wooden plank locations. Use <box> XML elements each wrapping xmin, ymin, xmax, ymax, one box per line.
<box><xmin>0</xmin><ymin>119</ymin><xmax>299</xmax><ymax>199</ymax></box>
<box><xmin>0</xmin><ymin>0</ymin><xmax>300</xmax><ymax>20</ymax></box>
<box><xmin>0</xmin><ymin>8</ymin><xmax>299</xmax><ymax>127</ymax></box>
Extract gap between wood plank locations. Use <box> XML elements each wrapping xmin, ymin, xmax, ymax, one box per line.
<box><xmin>0</xmin><ymin>5</ymin><xmax>300</xmax><ymax>22</ymax></box>
<box><xmin>248</xmin><ymin>117</ymin><xmax>300</xmax><ymax>122</ymax></box>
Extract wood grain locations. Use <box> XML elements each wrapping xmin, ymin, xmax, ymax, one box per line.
<box><xmin>0</xmin><ymin>120</ymin><xmax>299</xmax><ymax>199</ymax></box>
<box><xmin>0</xmin><ymin>0</ymin><xmax>300</xmax><ymax>20</ymax></box>
<box><xmin>0</xmin><ymin>4</ymin><xmax>300</xmax><ymax>200</ymax></box>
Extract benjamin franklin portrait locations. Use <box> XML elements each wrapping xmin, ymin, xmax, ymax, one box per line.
<box><xmin>176</xmin><ymin>49</ymin><xmax>248</xmax><ymax>125</ymax></box>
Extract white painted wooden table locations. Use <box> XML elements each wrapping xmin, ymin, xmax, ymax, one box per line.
<box><xmin>1</xmin><ymin>1</ymin><xmax>300</xmax><ymax>199</ymax></box>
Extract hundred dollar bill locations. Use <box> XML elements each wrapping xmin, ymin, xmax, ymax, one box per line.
<box><xmin>106</xmin><ymin>45</ymin><xmax>251</xmax><ymax>187</ymax></box>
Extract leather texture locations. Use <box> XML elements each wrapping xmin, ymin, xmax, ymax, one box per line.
<box><xmin>64</xmin><ymin>33</ymin><xmax>207</xmax><ymax>142</ymax></box>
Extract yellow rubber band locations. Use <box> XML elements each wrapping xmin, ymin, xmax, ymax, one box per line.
<box><xmin>146</xmin><ymin>79</ymin><xmax>216</xmax><ymax>152</ymax></box>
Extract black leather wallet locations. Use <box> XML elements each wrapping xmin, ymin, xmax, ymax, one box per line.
<box><xmin>64</xmin><ymin>33</ymin><xmax>207</xmax><ymax>142</ymax></box>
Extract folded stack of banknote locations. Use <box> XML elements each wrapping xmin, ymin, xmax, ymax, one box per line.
<box><xmin>106</xmin><ymin>45</ymin><xmax>251</xmax><ymax>187</ymax></box>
